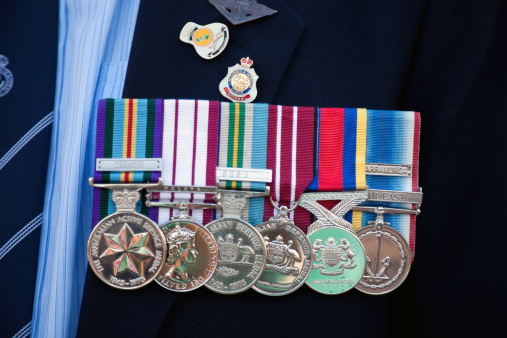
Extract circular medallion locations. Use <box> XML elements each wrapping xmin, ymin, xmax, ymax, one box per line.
<box><xmin>228</xmin><ymin>70</ymin><xmax>253</xmax><ymax>95</ymax></box>
<box><xmin>193</xmin><ymin>27</ymin><xmax>214</xmax><ymax>47</ymax></box>
<box><xmin>87</xmin><ymin>212</ymin><xmax>166</xmax><ymax>290</ymax></box>
<box><xmin>156</xmin><ymin>220</ymin><xmax>217</xmax><ymax>292</ymax></box>
<box><xmin>306</xmin><ymin>226</ymin><xmax>366</xmax><ymax>295</ymax></box>
<box><xmin>205</xmin><ymin>218</ymin><xmax>267</xmax><ymax>294</ymax></box>
<box><xmin>355</xmin><ymin>224</ymin><xmax>411</xmax><ymax>295</ymax></box>
<box><xmin>252</xmin><ymin>218</ymin><xmax>312</xmax><ymax>296</ymax></box>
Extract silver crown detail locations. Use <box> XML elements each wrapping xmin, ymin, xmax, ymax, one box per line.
<box><xmin>111</xmin><ymin>189</ymin><xmax>140</xmax><ymax>211</ymax></box>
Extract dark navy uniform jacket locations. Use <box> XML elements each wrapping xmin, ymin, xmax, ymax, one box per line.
<box><xmin>66</xmin><ymin>0</ymin><xmax>506</xmax><ymax>336</ymax></box>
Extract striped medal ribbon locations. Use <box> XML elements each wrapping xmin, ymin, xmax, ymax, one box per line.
<box><xmin>353</xmin><ymin>110</ymin><xmax>421</xmax><ymax>294</ymax></box>
<box><xmin>355</xmin><ymin>110</ymin><xmax>421</xmax><ymax>258</ymax></box>
<box><xmin>154</xmin><ymin>99</ymin><xmax>220</xmax><ymax>225</ymax></box>
<box><xmin>262</xmin><ymin>105</ymin><xmax>316</xmax><ymax>228</ymax></box>
<box><xmin>88</xmin><ymin>98</ymin><xmax>167</xmax><ymax>289</ymax></box>
<box><xmin>217</xmin><ymin>101</ymin><xmax>270</xmax><ymax>224</ymax></box>
<box><xmin>153</xmin><ymin>99</ymin><xmax>220</xmax><ymax>292</ymax></box>
<box><xmin>252</xmin><ymin>104</ymin><xmax>316</xmax><ymax>296</ymax></box>
<box><xmin>303</xmin><ymin>107</ymin><xmax>369</xmax><ymax>295</ymax></box>
<box><xmin>92</xmin><ymin>98</ymin><xmax>163</xmax><ymax>226</ymax></box>
<box><xmin>204</xmin><ymin>101</ymin><xmax>270</xmax><ymax>294</ymax></box>
<box><xmin>308</xmin><ymin>107</ymin><xmax>368</xmax><ymax>192</ymax></box>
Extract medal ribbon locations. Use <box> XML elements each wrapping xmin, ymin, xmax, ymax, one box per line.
<box><xmin>307</xmin><ymin>108</ymin><xmax>368</xmax><ymax>191</ymax></box>
<box><xmin>351</xmin><ymin>110</ymin><xmax>421</xmax><ymax>258</ymax></box>
<box><xmin>155</xmin><ymin>99</ymin><xmax>220</xmax><ymax>225</ymax></box>
<box><xmin>218</xmin><ymin>102</ymin><xmax>269</xmax><ymax>224</ymax></box>
<box><xmin>263</xmin><ymin>105</ymin><xmax>316</xmax><ymax>227</ymax></box>
<box><xmin>91</xmin><ymin>99</ymin><xmax>421</xmax><ymax>258</ymax></box>
<box><xmin>92</xmin><ymin>98</ymin><xmax>163</xmax><ymax>226</ymax></box>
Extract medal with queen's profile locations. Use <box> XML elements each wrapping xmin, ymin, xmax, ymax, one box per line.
<box><xmin>219</xmin><ymin>57</ymin><xmax>259</xmax><ymax>103</ymax></box>
<box><xmin>156</xmin><ymin>206</ymin><xmax>218</xmax><ymax>292</ymax></box>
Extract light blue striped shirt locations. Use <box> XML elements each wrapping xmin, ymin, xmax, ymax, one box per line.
<box><xmin>31</xmin><ymin>1</ymin><xmax>140</xmax><ymax>336</ymax></box>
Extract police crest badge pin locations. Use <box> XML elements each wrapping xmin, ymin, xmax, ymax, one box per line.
<box><xmin>180</xmin><ymin>22</ymin><xmax>229</xmax><ymax>60</ymax></box>
<box><xmin>219</xmin><ymin>57</ymin><xmax>259</xmax><ymax>103</ymax></box>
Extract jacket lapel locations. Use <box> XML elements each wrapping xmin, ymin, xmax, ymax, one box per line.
<box><xmin>78</xmin><ymin>1</ymin><xmax>305</xmax><ymax>337</ymax></box>
<box><xmin>122</xmin><ymin>0</ymin><xmax>305</xmax><ymax>103</ymax></box>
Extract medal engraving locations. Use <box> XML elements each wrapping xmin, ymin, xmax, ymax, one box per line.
<box><xmin>209</xmin><ymin>0</ymin><xmax>277</xmax><ymax>25</ymax></box>
<box><xmin>205</xmin><ymin>218</ymin><xmax>266</xmax><ymax>294</ymax></box>
<box><xmin>368</xmin><ymin>189</ymin><xmax>423</xmax><ymax>205</ymax></box>
<box><xmin>96</xmin><ymin>158</ymin><xmax>162</xmax><ymax>172</ymax></box>
<box><xmin>306</xmin><ymin>226</ymin><xmax>366</xmax><ymax>295</ymax></box>
<box><xmin>156</xmin><ymin>220</ymin><xmax>217</xmax><ymax>292</ymax></box>
<box><xmin>365</xmin><ymin>163</ymin><xmax>412</xmax><ymax>177</ymax></box>
<box><xmin>87</xmin><ymin>180</ymin><xmax>166</xmax><ymax>289</ymax></box>
<box><xmin>87</xmin><ymin>184</ymin><xmax>166</xmax><ymax>290</ymax></box>
<box><xmin>88</xmin><ymin>213</ymin><xmax>165</xmax><ymax>289</ymax></box>
<box><xmin>355</xmin><ymin>210</ymin><xmax>411</xmax><ymax>295</ymax></box>
<box><xmin>253</xmin><ymin>207</ymin><xmax>312</xmax><ymax>296</ymax></box>
<box><xmin>219</xmin><ymin>57</ymin><xmax>259</xmax><ymax>103</ymax></box>
<box><xmin>205</xmin><ymin>190</ymin><xmax>267</xmax><ymax>294</ymax></box>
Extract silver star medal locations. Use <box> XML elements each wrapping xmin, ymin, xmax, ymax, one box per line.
<box><xmin>219</xmin><ymin>57</ymin><xmax>259</xmax><ymax>103</ymax></box>
<box><xmin>209</xmin><ymin>0</ymin><xmax>277</xmax><ymax>25</ymax></box>
<box><xmin>180</xmin><ymin>22</ymin><xmax>229</xmax><ymax>60</ymax></box>
<box><xmin>87</xmin><ymin>179</ymin><xmax>167</xmax><ymax>290</ymax></box>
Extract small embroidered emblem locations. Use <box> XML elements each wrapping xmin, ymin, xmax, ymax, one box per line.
<box><xmin>0</xmin><ymin>55</ymin><xmax>14</xmax><ymax>98</ymax></box>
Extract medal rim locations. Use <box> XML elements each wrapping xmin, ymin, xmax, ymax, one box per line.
<box><xmin>354</xmin><ymin>224</ymin><xmax>412</xmax><ymax>295</ymax></box>
<box><xmin>204</xmin><ymin>217</ymin><xmax>267</xmax><ymax>294</ymax></box>
<box><xmin>155</xmin><ymin>219</ymin><xmax>218</xmax><ymax>292</ymax></box>
<box><xmin>305</xmin><ymin>225</ymin><xmax>366</xmax><ymax>295</ymax></box>
<box><xmin>87</xmin><ymin>211</ymin><xmax>167</xmax><ymax>290</ymax></box>
<box><xmin>252</xmin><ymin>218</ymin><xmax>313</xmax><ymax>297</ymax></box>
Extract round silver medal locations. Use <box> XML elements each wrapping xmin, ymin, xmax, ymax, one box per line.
<box><xmin>87</xmin><ymin>212</ymin><xmax>166</xmax><ymax>290</ymax></box>
<box><xmin>355</xmin><ymin>222</ymin><xmax>411</xmax><ymax>295</ymax></box>
<box><xmin>156</xmin><ymin>220</ymin><xmax>218</xmax><ymax>292</ymax></box>
<box><xmin>253</xmin><ymin>209</ymin><xmax>312</xmax><ymax>296</ymax></box>
<box><xmin>306</xmin><ymin>226</ymin><xmax>366</xmax><ymax>295</ymax></box>
<box><xmin>205</xmin><ymin>218</ymin><xmax>267</xmax><ymax>294</ymax></box>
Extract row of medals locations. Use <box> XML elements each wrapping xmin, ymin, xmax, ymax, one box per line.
<box><xmin>87</xmin><ymin>181</ymin><xmax>414</xmax><ymax>296</ymax></box>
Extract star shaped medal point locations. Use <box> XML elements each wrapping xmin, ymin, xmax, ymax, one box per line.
<box><xmin>87</xmin><ymin>179</ymin><xmax>166</xmax><ymax>290</ymax></box>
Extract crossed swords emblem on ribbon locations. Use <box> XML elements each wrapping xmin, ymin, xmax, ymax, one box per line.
<box><xmin>299</xmin><ymin>191</ymin><xmax>368</xmax><ymax>234</ymax></box>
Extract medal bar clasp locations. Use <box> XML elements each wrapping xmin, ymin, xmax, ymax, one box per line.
<box><xmin>216</xmin><ymin>167</ymin><xmax>272</xmax><ymax>185</ymax></box>
<box><xmin>352</xmin><ymin>205</ymin><xmax>421</xmax><ymax>216</ymax></box>
<box><xmin>89</xmin><ymin>178</ymin><xmax>163</xmax><ymax>212</ymax></box>
<box><xmin>367</xmin><ymin>189</ymin><xmax>423</xmax><ymax>206</ymax></box>
<box><xmin>146</xmin><ymin>200</ymin><xmax>217</xmax><ymax>209</ymax></box>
